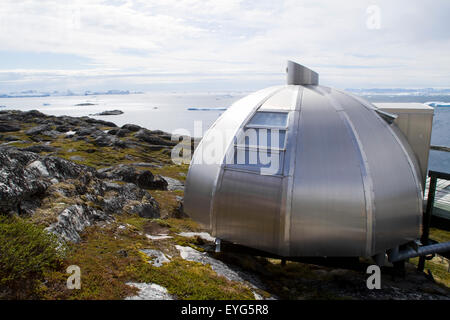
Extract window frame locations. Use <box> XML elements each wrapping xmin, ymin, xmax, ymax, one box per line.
<box><xmin>227</xmin><ymin>109</ymin><xmax>290</xmax><ymax>176</ymax></box>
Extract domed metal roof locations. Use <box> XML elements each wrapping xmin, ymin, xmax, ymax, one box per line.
<box><xmin>184</xmin><ymin>61</ymin><xmax>423</xmax><ymax>258</ymax></box>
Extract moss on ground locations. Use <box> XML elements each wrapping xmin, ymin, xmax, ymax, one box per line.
<box><xmin>430</xmin><ymin>228</ymin><xmax>450</xmax><ymax>244</ymax></box>
<box><xmin>37</xmin><ymin>218</ymin><xmax>255</xmax><ymax>300</ymax></box>
<box><xmin>150</xmin><ymin>164</ymin><xmax>189</xmax><ymax>181</ymax></box>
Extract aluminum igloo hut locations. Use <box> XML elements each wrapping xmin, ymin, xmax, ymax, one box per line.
<box><xmin>184</xmin><ymin>61</ymin><xmax>432</xmax><ymax>260</ymax></box>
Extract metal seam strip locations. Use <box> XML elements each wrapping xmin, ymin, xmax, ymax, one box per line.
<box><xmin>344</xmin><ymin>91</ymin><xmax>424</xmax><ymax>238</ymax></box>
<box><xmin>282</xmin><ymin>86</ymin><xmax>303</xmax><ymax>255</ymax></box>
<box><xmin>339</xmin><ymin>113</ymin><xmax>376</xmax><ymax>256</ymax></box>
<box><xmin>319</xmin><ymin>87</ymin><xmax>376</xmax><ymax>257</ymax></box>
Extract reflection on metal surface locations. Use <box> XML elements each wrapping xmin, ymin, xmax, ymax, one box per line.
<box><xmin>184</xmin><ymin>61</ymin><xmax>429</xmax><ymax>258</ymax></box>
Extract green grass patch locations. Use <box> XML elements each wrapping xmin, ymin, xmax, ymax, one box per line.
<box><xmin>129</xmin><ymin>258</ymin><xmax>255</xmax><ymax>300</ymax></box>
<box><xmin>430</xmin><ymin>228</ymin><xmax>450</xmax><ymax>244</ymax></box>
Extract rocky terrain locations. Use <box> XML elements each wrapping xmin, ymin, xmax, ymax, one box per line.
<box><xmin>0</xmin><ymin>109</ymin><xmax>449</xmax><ymax>300</ymax></box>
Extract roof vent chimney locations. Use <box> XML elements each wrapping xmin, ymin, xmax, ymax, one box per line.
<box><xmin>286</xmin><ymin>60</ymin><xmax>319</xmax><ymax>85</ymax></box>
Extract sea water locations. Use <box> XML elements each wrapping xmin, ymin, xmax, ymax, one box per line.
<box><xmin>0</xmin><ymin>92</ymin><xmax>448</xmax><ymax>172</ymax></box>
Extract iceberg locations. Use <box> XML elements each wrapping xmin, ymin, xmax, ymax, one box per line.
<box><xmin>425</xmin><ymin>101</ymin><xmax>450</xmax><ymax>107</ymax></box>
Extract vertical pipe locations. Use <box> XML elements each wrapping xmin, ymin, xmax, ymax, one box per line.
<box><xmin>418</xmin><ymin>175</ymin><xmax>437</xmax><ymax>271</ymax></box>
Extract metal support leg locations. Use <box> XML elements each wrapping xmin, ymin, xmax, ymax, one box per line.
<box><xmin>373</xmin><ymin>253</ymin><xmax>385</xmax><ymax>267</ymax></box>
<box><xmin>419</xmin><ymin>175</ymin><xmax>437</xmax><ymax>272</ymax></box>
<box><xmin>215</xmin><ymin>238</ymin><xmax>221</xmax><ymax>253</ymax></box>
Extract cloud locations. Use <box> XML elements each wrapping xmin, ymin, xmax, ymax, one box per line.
<box><xmin>0</xmin><ymin>0</ymin><xmax>449</xmax><ymax>91</ymax></box>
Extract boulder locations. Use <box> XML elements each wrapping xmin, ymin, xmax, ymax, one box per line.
<box><xmin>45</xmin><ymin>205</ymin><xmax>110</xmax><ymax>243</ymax></box>
<box><xmin>92</xmin><ymin>110</ymin><xmax>124</xmax><ymax>116</ymax></box>
<box><xmin>98</xmin><ymin>164</ymin><xmax>139</xmax><ymax>183</ymax></box>
<box><xmin>97</xmin><ymin>165</ymin><xmax>168</xmax><ymax>190</ymax></box>
<box><xmin>135</xmin><ymin>129</ymin><xmax>176</xmax><ymax>146</ymax></box>
<box><xmin>115</xmin><ymin>128</ymin><xmax>129</xmax><ymax>137</ymax></box>
<box><xmin>0</xmin><ymin>124</ymin><xmax>20</xmax><ymax>132</ymax></box>
<box><xmin>25</xmin><ymin>124</ymin><xmax>51</xmax><ymax>136</ymax></box>
<box><xmin>20</xmin><ymin>145</ymin><xmax>57</xmax><ymax>153</ymax></box>
<box><xmin>122</xmin><ymin>124</ymin><xmax>141</xmax><ymax>132</ymax></box>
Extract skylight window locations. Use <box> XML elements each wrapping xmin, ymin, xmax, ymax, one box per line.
<box><xmin>247</xmin><ymin>112</ymin><xmax>288</xmax><ymax>128</ymax></box>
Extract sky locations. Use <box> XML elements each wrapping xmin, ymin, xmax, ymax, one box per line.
<box><xmin>0</xmin><ymin>0</ymin><xmax>449</xmax><ymax>92</ymax></box>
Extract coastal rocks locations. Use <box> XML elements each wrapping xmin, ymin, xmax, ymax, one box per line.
<box><xmin>103</xmin><ymin>183</ymin><xmax>160</xmax><ymax>218</ymax></box>
<box><xmin>25</xmin><ymin>124</ymin><xmax>51</xmax><ymax>136</ymax></box>
<box><xmin>92</xmin><ymin>110</ymin><xmax>124</xmax><ymax>116</ymax></box>
<box><xmin>93</xmin><ymin>135</ymin><xmax>114</xmax><ymax>147</ymax></box>
<box><xmin>97</xmin><ymin>164</ymin><xmax>139</xmax><ymax>183</ymax></box>
<box><xmin>2</xmin><ymin>135</ymin><xmax>21</xmax><ymax>142</ymax></box>
<box><xmin>162</xmin><ymin>176</ymin><xmax>184</xmax><ymax>191</ymax></box>
<box><xmin>55</xmin><ymin>125</ymin><xmax>71</xmax><ymax>133</ymax></box>
<box><xmin>0</xmin><ymin>149</ymin><xmax>50</xmax><ymax>214</ymax></box>
<box><xmin>0</xmin><ymin>146</ymin><xmax>161</xmax><ymax>241</ymax></box>
<box><xmin>97</xmin><ymin>165</ymin><xmax>168</xmax><ymax>190</ymax></box>
<box><xmin>75</xmin><ymin>127</ymin><xmax>95</xmax><ymax>136</ymax></box>
<box><xmin>135</xmin><ymin>129</ymin><xmax>176</xmax><ymax>147</ymax></box>
<box><xmin>115</xmin><ymin>128</ymin><xmax>129</xmax><ymax>137</ymax></box>
<box><xmin>45</xmin><ymin>204</ymin><xmax>110</xmax><ymax>243</ymax></box>
<box><xmin>128</xmin><ymin>202</ymin><xmax>160</xmax><ymax>219</ymax></box>
<box><xmin>0</xmin><ymin>124</ymin><xmax>20</xmax><ymax>132</ymax></box>
<box><xmin>121</xmin><ymin>124</ymin><xmax>141</xmax><ymax>132</ymax></box>
<box><xmin>0</xmin><ymin>148</ymin><xmax>100</xmax><ymax>215</ymax></box>
<box><xmin>137</xmin><ymin>171</ymin><xmax>168</xmax><ymax>190</ymax></box>
<box><xmin>38</xmin><ymin>156</ymin><xmax>96</xmax><ymax>181</ymax></box>
<box><xmin>75</xmin><ymin>103</ymin><xmax>96</xmax><ymax>106</ymax></box>
<box><xmin>19</xmin><ymin>144</ymin><xmax>57</xmax><ymax>153</ymax></box>
<box><xmin>84</xmin><ymin>117</ymin><xmax>117</xmax><ymax>128</ymax></box>
<box><xmin>125</xmin><ymin>283</ymin><xmax>174</xmax><ymax>300</ymax></box>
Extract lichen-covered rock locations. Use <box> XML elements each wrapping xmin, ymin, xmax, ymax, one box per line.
<box><xmin>45</xmin><ymin>205</ymin><xmax>110</xmax><ymax>243</ymax></box>
<box><xmin>0</xmin><ymin>146</ymin><xmax>160</xmax><ymax>241</ymax></box>
<box><xmin>0</xmin><ymin>149</ymin><xmax>50</xmax><ymax>214</ymax></box>
<box><xmin>97</xmin><ymin>164</ymin><xmax>139</xmax><ymax>183</ymax></box>
<box><xmin>140</xmin><ymin>249</ymin><xmax>171</xmax><ymax>267</ymax></box>
<box><xmin>20</xmin><ymin>145</ymin><xmax>57</xmax><ymax>153</ymax></box>
<box><xmin>25</xmin><ymin>124</ymin><xmax>51</xmax><ymax>136</ymax></box>
<box><xmin>98</xmin><ymin>165</ymin><xmax>168</xmax><ymax>190</ymax></box>
<box><xmin>0</xmin><ymin>124</ymin><xmax>21</xmax><ymax>132</ymax></box>
<box><xmin>135</xmin><ymin>129</ymin><xmax>176</xmax><ymax>146</ymax></box>
<box><xmin>125</xmin><ymin>283</ymin><xmax>174</xmax><ymax>300</ymax></box>
<box><xmin>137</xmin><ymin>171</ymin><xmax>167</xmax><ymax>190</ymax></box>
<box><xmin>121</xmin><ymin>124</ymin><xmax>141</xmax><ymax>132</ymax></box>
<box><xmin>162</xmin><ymin>176</ymin><xmax>184</xmax><ymax>191</ymax></box>
<box><xmin>103</xmin><ymin>183</ymin><xmax>160</xmax><ymax>218</ymax></box>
